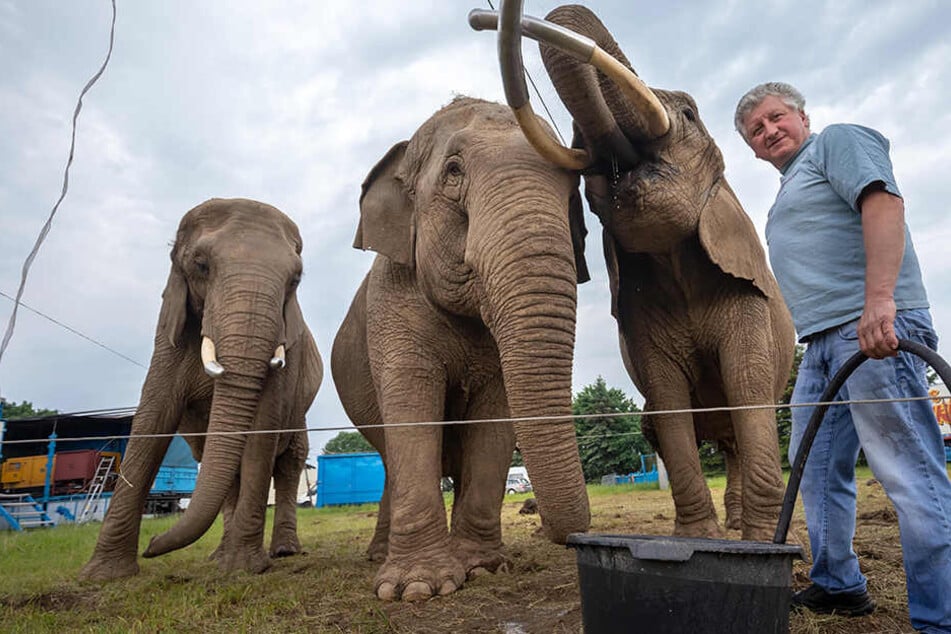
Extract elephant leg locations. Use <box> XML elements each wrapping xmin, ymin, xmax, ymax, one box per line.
<box><xmin>374</xmin><ymin>373</ymin><xmax>465</xmax><ymax>602</ymax></box>
<box><xmin>79</xmin><ymin>402</ymin><xmax>180</xmax><ymax>581</ymax></box>
<box><xmin>269</xmin><ymin>431</ymin><xmax>306</xmax><ymax>558</ymax></box>
<box><xmin>368</xmin><ymin>467</ymin><xmax>391</xmax><ymax>562</ymax></box>
<box><xmin>448</xmin><ymin>378</ymin><xmax>514</xmax><ymax>577</ymax></box>
<box><xmin>652</xmin><ymin>408</ymin><xmax>722</xmax><ymax>538</ymax></box>
<box><xmin>719</xmin><ymin>328</ymin><xmax>785</xmax><ymax>542</ymax></box>
<box><xmin>216</xmin><ymin>428</ymin><xmax>280</xmax><ymax>574</ymax></box>
<box><xmin>722</xmin><ymin>445</ymin><xmax>743</xmax><ymax>531</ymax></box>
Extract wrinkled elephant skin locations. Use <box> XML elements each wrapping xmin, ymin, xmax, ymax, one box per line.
<box><xmin>79</xmin><ymin>198</ymin><xmax>323</xmax><ymax>581</ymax></box>
<box><xmin>332</xmin><ymin>97</ymin><xmax>590</xmax><ymax>601</ymax></box>
<box><xmin>537</xmin><ymin>5</ymin><xmax>795</xmax><ymax>542</ymax></box>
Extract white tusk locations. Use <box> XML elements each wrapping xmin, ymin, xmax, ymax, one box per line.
<box><xmin>201</xmin><ymin>336</ymin><xmax>225</xmax><ymax>378</ymax></box>
<box><xmin>270</xmin><ymin>344</ymin><xmax>286</xmax><ymax>369</ymax></box>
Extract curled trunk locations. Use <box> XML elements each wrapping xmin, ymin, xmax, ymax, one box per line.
<box><xmin>540</xmin><ymin>5</ymin><xmax>661</xmax><ymax>170</ymax></box>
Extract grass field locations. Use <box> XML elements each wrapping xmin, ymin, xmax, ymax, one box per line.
<box><xmin>1</xmin><ymin>467</ymin><xmax>943</xmax><ymax>633</ymax></box>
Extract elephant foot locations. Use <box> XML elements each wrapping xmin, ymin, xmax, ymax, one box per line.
<box><xmin>673</xmin><ymin>516</ymin><xmax>724</xmax><ymax>539</ymax></box>
<box><xmin>374</xmin><ymin>544</ymin><xmax>467</xmax><ymax>602</ymax></box>
<box><xmin>367</xmin><ymin>538</ymin><xmax>388</xmax><ymax>562</ymax></box>
<box><xmin>269</xmin><ymin>534</ymin><xmax>302</xmax><ymax>558</ymax></box>
<box><xmin>78</xmin><ymin>555</ymin><xmax>140</xmax><ymax>582</ymax></box>
<box><xmin>741</xmin><ymin>524</ymin><xmax>777</xmax><ymax>543</ymax></box>
<box><xmin>217</xmin><ymin>545</ymin><xmax>272</xmax><ymax>574</ymax></box>
<box><xmin>451</xmin><ymin>536</ymin><xmax>508</xmax><ymax>578</ymax></box>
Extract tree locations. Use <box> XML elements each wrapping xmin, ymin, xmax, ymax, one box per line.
<box><xmin>322</xmin><ymin>431</ymin><xmax>375</xmax><ymax>454</ymax></box>
<box><xmin>1</xmin><ymin>400</ymin><xmax>57</xmax><ymax>419</ymax></box>
<box><xmin>572</xmin><ymin>377</ymin><xmax>651</xmax><ymax>482</ymax></box>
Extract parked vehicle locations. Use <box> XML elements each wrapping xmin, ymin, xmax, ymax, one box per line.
<box><xmin>506</xmin><ymin>475</ymin><xmax>532</xmax><ymax>494</ymax></box>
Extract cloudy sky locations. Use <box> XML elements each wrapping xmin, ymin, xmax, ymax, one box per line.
<box><xmin>1</xmin><ymin>1</ymin><xmax>949</xmax><ymax>456</ymax></box>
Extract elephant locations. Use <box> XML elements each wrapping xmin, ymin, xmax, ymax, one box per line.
<box><xmin>491</xmin><ymin>4</ymin><xmax>796</xmax><ymax>542</ymax></box>
<box><xmin>79</xmin><ymin>198</ymin><xmax>323</xmax><ymax>581</ymax></box>
<box><xmin>331</xmin><ymin>96</ymin><xmax>591</xmax><ymax>601</ymax></box>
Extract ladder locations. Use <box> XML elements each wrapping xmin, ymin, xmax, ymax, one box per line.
<box><xmin>0</xmin><ymin>493</ymin><xmax>55</xmax><ymax>531</ymax></box>
<box><xmin>77</xmin><ymin>455</ymin><xmax>116</xmax><ymax>524</ymax></box>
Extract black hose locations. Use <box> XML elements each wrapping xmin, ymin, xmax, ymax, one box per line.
<box><xmin>774</xmin><ymin>338</ymin><xmax>951</xmax><ymax>544</ymax></box>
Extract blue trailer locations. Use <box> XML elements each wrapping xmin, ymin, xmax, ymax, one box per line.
<box><xmin>316</xmin><ymin>452</ymin><xmax>385</xmax><ymax>508</ymax></box>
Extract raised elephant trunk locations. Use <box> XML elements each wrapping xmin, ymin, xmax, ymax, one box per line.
<box><xmin>536</xmin><ymin>5</ymin><xmax>669</xmax><ymax>170</ymax></box>
<box><xmin>144</xmin><ymin>280</ymin><xmax>282</xmax><ymax>557</ymax></box>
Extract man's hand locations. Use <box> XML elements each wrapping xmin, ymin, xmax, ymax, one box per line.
<box><xmin>859</xmin><ymin>186</ymin><xmax>904</xmax><ymax>359</ymax></box>
<box><xmin>857</xmin><ymin>297</ymin><xmax>898</xmax><ymax>358</ymax></box>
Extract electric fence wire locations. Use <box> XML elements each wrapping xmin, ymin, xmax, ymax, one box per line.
<box><xmin>0</xmin><ymin>291</ymin><xmax>146</xmax><ymax>370</ymax></box>
<box><xmin>0</xmin><ymin>0</ymin><xmax>118</xmax><ymax>394</ymax></box>
<box><xmin>0</xmin><ymin>394</ymin><xmax>939</xmax><ymax>446</ymax></box>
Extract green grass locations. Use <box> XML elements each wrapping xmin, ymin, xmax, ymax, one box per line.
<box><xmin>2</xmin><ymin>466</ymin><xmax>941</xmax><ymax>633</ymax></box>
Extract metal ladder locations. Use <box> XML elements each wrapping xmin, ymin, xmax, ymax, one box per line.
<box><xmin>77</xmin><ymin>455</ymin><xmax>115</xmax><ymax>524</ymax></box>
<box><xmin>0</xmin><ymin>493</ymin><xmax>55</xmax><ymax>531</ymax></box>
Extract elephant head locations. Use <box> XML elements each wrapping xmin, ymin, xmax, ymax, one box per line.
<box><xmin>484</xmin><ymin>3</ymin><xmax>773</xmax><ymax>295</ymax></box>
<box><xmin>353</xmin><ymin>97</ymin><xmax>590</xmax><ymax>544</ymax></box>
<box><xmin>141</xmin><ymin>198</ymin><xmax>310</xmax><ymax>556</ymax></box>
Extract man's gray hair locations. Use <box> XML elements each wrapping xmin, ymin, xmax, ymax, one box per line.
<box><xmin>734</xmin><ymin>82</ymin><xmax>806</xmax><ymax>140</ymax></box>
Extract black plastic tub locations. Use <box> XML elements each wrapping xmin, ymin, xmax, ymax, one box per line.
<box><xmin>567</xmin><ymin>533</ymin><xmax>803</xmax><ymax>634</ymax></box>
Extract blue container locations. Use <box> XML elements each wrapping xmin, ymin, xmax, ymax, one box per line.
<box><xmin>316</xmin><ymin>452</ymin><xmax>384</xmax><ymax>507</ymax></box>
<box><xmin>149</xmin><ymin>436</ymin><xmax>198</xmax><ymax>495</ymax></box>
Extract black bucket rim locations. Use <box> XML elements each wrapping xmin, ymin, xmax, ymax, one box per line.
<box><xmin>568</xmin><ymin>532</ymin><xmax>803</xmax><ymax>562</ymax></box>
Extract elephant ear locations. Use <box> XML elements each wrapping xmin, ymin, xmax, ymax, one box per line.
<box><xmin>283</xmin><ymin>293</ymin><xmax>306</xmax><ymax>351</ymax></box>
<box><xmin>353</xmin><ymin>140</ymin><xmax>415</xmax><ymax>266</ymax></box>
<box><xmin>569</xmin><ymin>185</ymin><xmax>590</xmax><ymax>284</ymax></box>
<box><xmin>698</xmin><ymin>181</ymin><xmax>773</xmax><ymax>298</ymax></box>
<box><xmin>158</xmin><ymin>266</ymin><xmax>188</xmax><ymax>348</ymax></box>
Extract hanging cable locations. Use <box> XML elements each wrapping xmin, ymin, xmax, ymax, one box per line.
<box><xmin>0</xmin><ymin>0</ymin><xmax>117</xmax><ymax>392</ymax></box>
<box><xmin>486</xmin><ymin>0</ymin><xmax>567</xmax><ymax>145</ymax></box>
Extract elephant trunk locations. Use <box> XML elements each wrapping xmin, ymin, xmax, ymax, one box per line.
<box><xmin>540</xmin><ymin>5</ymin><xmax>663</xmax><ymax>169</ymax></box>
<box><xmin>143</xmin><ymin>278</ymin><xmax>280</xmax><ymax>557</ymax></box>
<box><xmin>479</xmin><ymin>211</ymin><xmax>590</xmax><ymax>543</ymax></box>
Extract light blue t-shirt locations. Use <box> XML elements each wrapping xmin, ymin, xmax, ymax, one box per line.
<box><xmin>764</xmin><ymin>124</ymin><xmax>929</xmax><ymax>340</ymax></box>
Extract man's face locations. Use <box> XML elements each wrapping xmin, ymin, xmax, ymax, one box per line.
<box><xmin>742</xmin><ymin>95</ymin><xmax>810</xmax><ymax>170</ymax></box>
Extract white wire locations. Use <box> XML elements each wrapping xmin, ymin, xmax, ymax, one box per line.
<box><xmin>0</xmin><ymin>394</ymin><xmax>938</xmax><ymax>446</ymax></box>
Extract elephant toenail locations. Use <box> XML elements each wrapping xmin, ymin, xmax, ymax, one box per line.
<box><xmin>438</xmin><ymin>580</ymin><xmax>459</xmax><ymax>596</ymax></box>
<box><xmin>376</xmin><ymin>582</ymin><xmax>398</xmax><ymax>601</ymax></box>
<box><xmin>402</xmin><ymin>581</ymin><xmax>433</xmax><ymax>601</ymax></box>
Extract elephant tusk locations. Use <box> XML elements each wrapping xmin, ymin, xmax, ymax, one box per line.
<box><xmin>270</xmin><ymin>344</ymin><xmax>286</xmax><ymax>369</ymax></box>
<box><xmin>201</xmin><ymin>336</ymin><xmax>225</xmax><ymax>378</ymax></box>
<box><xmin>470</xmin><ymin>4</ymin><xmax>670</xmax><ymax>148</ymax></box>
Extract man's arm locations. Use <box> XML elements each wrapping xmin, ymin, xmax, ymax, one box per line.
<box><xmin>857</xmin><ymin>185</ymin><xmax>905</xmax><ymax>358</ymax></box>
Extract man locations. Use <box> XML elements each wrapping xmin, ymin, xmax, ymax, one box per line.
<box><xmin>735</xmin><ymin>82</ymin><xmax>951</xmax><ymax>633</ymax></box>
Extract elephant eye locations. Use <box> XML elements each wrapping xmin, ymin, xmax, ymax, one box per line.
<box><xmin>194</xmin><ymin>257</ymin><xmax>210</xmax><ymax>277</ymax></box>
<box><xmin>290</xmin><ymin>272</ymin><xmax>302</xmax><ymax>289</ymax></box>
<box><xmin>444</xmin><ymin>157</ymin><xmax>464</xmax><ymax>184</ymax></box>
<box><xmin>683</xmin><ymin>107</ymin><xmax>697</xmax><ymax>123</ymax></box>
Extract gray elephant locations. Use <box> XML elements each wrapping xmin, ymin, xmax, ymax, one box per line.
<box><xmin>80</xmin><ymin>198</ymin><xmax>323</xmax><ymax>581</ymax></box>
<box><xmin>492</xmin><ymin>4</ymin><xmax>795</xmax><ymax>542</ymax></box>
<box><xmin>331</xmin><ymin>96</ymin><xmax>590</xmax><ymax>601</ymax></box>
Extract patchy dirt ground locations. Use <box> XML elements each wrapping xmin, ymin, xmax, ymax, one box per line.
<box><xmin>0</xmin><ymin>478</ymin><xmax>926</xmax><ymax>633</ymax></box>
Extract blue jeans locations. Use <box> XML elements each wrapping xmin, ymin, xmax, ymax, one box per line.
<box><xmin>790</xmin><ymin>308</ymin><xmax>951</xmax><ymax>633</ymax></box>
